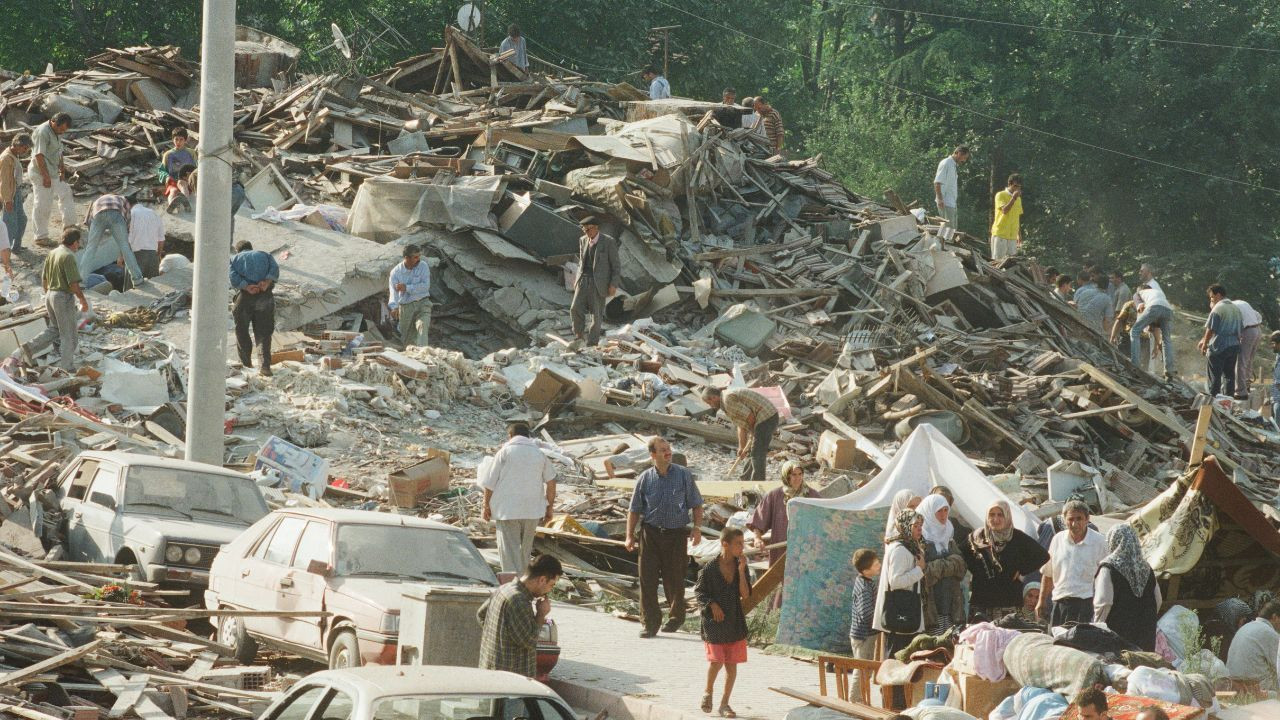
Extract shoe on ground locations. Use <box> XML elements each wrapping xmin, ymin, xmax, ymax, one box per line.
<box><xmin>662</xmin><ymin>618</ymin><xmax>683</xmax><ymax>633</ymax></box>
<box><xmin>567</xmin><ymin>338</ymin><xmax>584</xmax><ymax>351</ymax></box>
<box><xmin>638</xmin><ymin>629</ymin><xmax>657</xmax><ymax>639</ymax></box>
<box><xmin>261</xmin><ymin>366</ymin><xmax>273</xmax><ymax>377</ymax></box>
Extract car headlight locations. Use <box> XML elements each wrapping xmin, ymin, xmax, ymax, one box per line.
<box><xmin>165</xmin><ymin>545</ymin><xmax>183</xmax><ymax>563</ymax></box>
<box><xmin>380</xmin><ymin>613</ymin><xmax>400</xmax><ymax>633</ymax></box>
<box><xmin>184</xmin><ymin>547</ymin><xmax>202</xmax><ymax>565</ymax></box>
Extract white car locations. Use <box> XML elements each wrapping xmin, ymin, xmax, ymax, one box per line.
<box><xmin>51</xmin><ymin>451</ymin><xmax>271</xmax><ymax>594</ymax></box>
<box><xmin>255</xmin><ymin>665</ymin><xmax>578</xmax><ymax>720</ymax></box>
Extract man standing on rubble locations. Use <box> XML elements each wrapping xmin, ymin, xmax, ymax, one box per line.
<box><xmin>29</xmin><ymin>113</ymin><xmax>77</xmax><ymax>247</ymax></box>
<box><xmin>80</xmin><ymin>193</ymin><xmax>146</xmax><ymax>290</ymax></box>
<box><xmin>388</xmin><ymin>244</ymin><xmax>432</xmax><ymax>348</ymax></box>
<box><xmin>643</xmin><ymin>68</ymin><xmax>671</xmax><ymax>100</ymax></box>
<box><xmin>569</xmin><ymin>217</ymin><xmax>619</xmax><ymax>350</ymax></box>
<box><xmin>752</xmin><ymin>97</ymin><xmax>785</xmax><ymax>156</ymax></box>
<box><xmin>933</xmin><ymin>146</ymin><xmax>969</xmax><ymax>228</ymax></box>
<box><xmin>481</xmin><ymin>422</ymin><xmax>557</xmax><ymax>575</ymax></box>
<box><xmin>1074</xmin><ymin>271</ymin><xmax>1114</xmax><ymax>335</ymax></box>
<box><xmin>626</xmin><ymin>437</ymin><xmax>703</xmax><ymax>638</ymax></box>
<box><xmin>500</xmin><ymin>25</ymin><xmax>528</xmax><ymax>71</ymax></box>
<box><xmin>16</xmin><ymin>228</ymin><xmax>88</xmax><ymax>371</ymax></box>
<box><xmin>1232</xmin><ymin>296</ymin><xmax>1263</xmax><ymax>399</ymax></box>
<box><xmin>1197</xmin><ymin>283</ymin><xmax>1243</xmax><ymax>398</ymax></box>
<box><xmin>229</xmin><ymin>240</ymin><xmax>279</xmax><ymax>376</ymax></box>
<box><xmin>702</xmin><ymin>385</ymin><xmax>778</xmax><ymax>483</ymax></box>
<box><xmin>989</xmin><ymin>174</ymin><xmax>1023</xmax><ymax>261</ymax></box>
<box><xmin>1130</xmin><ymin>278</ymin><xmax>1176</xmax><ymax>379</ymax></box>
<box><xmin>1</xmin><ymin>134</ymin><xmax>32</xmax><ymax>254</ymax></box>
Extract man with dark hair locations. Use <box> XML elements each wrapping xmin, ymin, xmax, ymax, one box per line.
<box><xmin>721</xmin><ymin>87</ymin><xmax>736</xmax><ymax>104</ymax></box>
<box><xmin>1108</xmin><ymin>271</ymin><xmax>1131</xmax><ymax>314</ymax></box>
<box><xmin>388</xmin><ymin>243</ymin><xmax>432</xmax><ymax>347</ymax></box>
<box><xmin>30</xmin><ymin>112</ymin><xmax>76</xmax><ymax>245</ymax></box>
<box><xmin>17</xmin><ymin>229</ymin><xmax>88</xmax><ymax>370</ymax></box>
<box><xmin>480</xmin><ymin>422</ymin><xmax>557</xmax><ymax>574</ymax></box>
<box><xmin>499</xmin><ymin>24</ymin><xmax>528</xmax><ymax>71</ymax></box>
<box><xmin>1</xmin><ymin>133</ymin><xmax>32</xmax><ymax>252</ymax></box>
<box><xmin>1134</xmin><ymin>707</ymin><xmax>1170</xmax><ymax>720</ymax></box>
<box><xmin>990</xmin><ymin>173</ymin><xmax>1023</xmax><ymax>261</ymax></box>
<box><xmin>1075</xmin><ymin>687</ymin><xmax>1110</xmax><ymax>720</ymax></box>
<box><xmin>1053</xmin><ymin>274</ymin><xmax>1073</xmax><ymax>303</ymax></box>
<box><xmin>1225</xmin><ymin>599</ymin><xmax>1280</xmax><ymax>694</ymax></box>
<box><xmin>1038</xmin><ymin>500</ymin><xmax>1107</xmax><ymax>626</ymax></box>
<box><xmin>933</xmin><ymin>145</ymin><xmax>970</xmax><ymax>228</ymax></box>
<box><xmin>752</xmin><ymin>96</ymin><xmax>784</xmax><ymax>155</ymax></box>
<box><xmin>569</xmin><ymin>216</ymin><xmax>620</xmax><ymax>349</ymax></box>
<box><xmin>477</xmin><ymin>553</ymin><xmax>563</xmax><ymax>678</ymax></box>
<box><xmin>229</xmin><ymin>240</ymin><xmax>279</xmax><ymax>376</ymax></box>
<box><xmin>626</xmin><ymin>437</ymin><xmax>703</xmax><ymax>638</ymax></box>
<box><xmin>1198</xmin><ymin>284</ymin><xmax>1243</xmax><ymax>397</ymax></box>
<box><xmin>159</xmin><ymin>127</ymin><xmax>195</xmax><ymax>186</ymax></box>
<box><xmin>1074</xmin><ymin>271</ymin><xmax>1115</xmax><ymax>335</ymax></box>
<box><xmin>642</xmin><ymin>67</ymin><xmax>670</xmax><ymax>100</ymax></box>
<box><xmin>703</xmin><ymin>385</ymin><xmax>778</xmax><ymax>483</ymax></box>
<box><xmin>128</xmin><ymin>197</ymin><xmax>164</xmax><ymax>278</ymax></box>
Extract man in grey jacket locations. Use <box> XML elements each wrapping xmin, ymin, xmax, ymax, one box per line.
<box><xmin>569</xmin><ymin>216</ymin><xmax>620</xmax><ymax>349</ymax></box>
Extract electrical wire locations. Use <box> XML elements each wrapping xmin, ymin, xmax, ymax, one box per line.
<box><xmin>523</xmin><ymin>36</ymin><xmax>634</xmax><ymax>75</ymax></box>
<box><xmin>824</xmin><ymin>2</ymin><xmax>1280</xmax><ymax>55</ymax></box>
<box><xmin>647</xmin><ymin>0</ymin><xmax>1280</xmax><ymax>195</ymax></box>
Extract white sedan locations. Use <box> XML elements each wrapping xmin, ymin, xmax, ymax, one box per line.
<box><xmin>255</xmin><ymin>666</ymin><xmax>578</xmax><ymax>720</ymax></box>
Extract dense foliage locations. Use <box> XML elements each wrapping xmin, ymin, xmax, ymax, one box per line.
<box><xmin>2</xmin><ymin>1</ymin><xmax>1276</xmax><ymax>316</ymax></box>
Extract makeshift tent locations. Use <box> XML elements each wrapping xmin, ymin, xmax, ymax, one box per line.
<box><xmin>777</xmin><ymin>424</ymin><xmax>1039</xmax><ymax>651</ymax></box>
<box><xmin>1132</xmin><ymin>455</ymin><xmax>1280</xmax><ymax>610</ymax></box>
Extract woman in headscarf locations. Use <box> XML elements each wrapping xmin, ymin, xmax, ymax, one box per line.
<box><xmin>1094</xmin><ymin>523</ymin><xmax>1161</xmax><ymax>651</ymax></box>
<box><xmin>747</xmin><ymin>460</ymin><xmax>818</xmax><ymax>608</ymax></box>
<box><xmin>916</xmin><ymin>493</ymin><xmax>966</xmax><ymax>634</ymax></box>
<box><xmin>884</xmin><ymin>489</ymin><xmax>919</xmax><ymax>539</ymax></box>
<box><xmin>872</xmin><ymin>509</ymin><xmax>925</xmax><ymax>710</ymax></box>
<box><xmin>959</xmin><ymin>499</ymin><xmax>1049</xmax><ymax>622</ymax></box>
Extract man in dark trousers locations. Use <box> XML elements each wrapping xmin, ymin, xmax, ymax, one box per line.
<box><xmin>702</xmin><ymin>385</ymin><xmax>779</xmax><ymax>482</ymax></box>
<box><xmin>625</xmin><ymin>437</ymin><xmax>703</xmax><ymax>638</ymax></box>
<box><xmin>229</xmin><ymin>240</ymin><xmax>279</xmax><ymax>376</ymax></box>
<box><xmin>569</xmin><ymin>216</ymin><xmax>620</xmax><ymax>350</ymax></box>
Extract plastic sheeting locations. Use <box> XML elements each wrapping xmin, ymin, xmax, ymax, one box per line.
<box><xmin>408</xmin><ymin>175</ymin><xmax>505</xmax><ymax>232</ymax></box>
<box><xmin>348</xmin><ymin>176</ymin><xmax>433</xmax><ymax>242</ymax></box>
<box><xmin>776</xmin><ymin>424</ymin><xmax>1039</xmax><ymax>651</ymax></box>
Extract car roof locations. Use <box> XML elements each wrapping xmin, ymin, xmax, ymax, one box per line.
<box><xmin>75</xmin><ymin>451</ymin><xmax>250</xmax><ymax>479</ymax></box>
<box><xmin>299</xmin><ymin>666</ymin><xmax>563</xmax><ymax>698</ymax></box>
<box><xmin>270</xmin><ymin>508</ymin><xmax>463</xmax><ymax>533</ymax></box>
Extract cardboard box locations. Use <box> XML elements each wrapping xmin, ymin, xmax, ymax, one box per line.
<box><xmin>522</xmin><ymin>367</ymin><xmax>581</xmax><ymax>412</ymax></box>
<box><xmin>389</xmin><ymin>449</ymin><xmax>451</xmax><ymax>508</ymax></box>
<box><xmin>951</xmin><ymin>668</ymin><xmax>1021</xmax><ymax>719</ymax></box>
<box><xmin>817</xmin><ymin>430</ymin><xmax>862</xmax><ymax>470</ymax></box>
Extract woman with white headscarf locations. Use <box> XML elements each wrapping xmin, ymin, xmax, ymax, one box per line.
<box><xmin>1094</xmin><ymin>523</ymin><xmax>1161</xmax><ymax>651</ymax></box>
<box><xmin>916</xmin><ymin>493</ymin><xmax>966</xmax><ymax>634</ymax></box>
<box><xmin>884</xmin><ymin>489</ymin><xmax>919</xmax><ymax>539</ymax></box>
<box><xmin>959</xmin><ymin>499</ymin><xmax>1049</xmax><ymax>622</ymax></box>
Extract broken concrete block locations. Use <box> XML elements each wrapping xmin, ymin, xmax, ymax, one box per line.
<box><xmin>871</xmin><ymin>214</ymin><xmax>918</xmax><ymax>245</ymax></box>
<box><xmin>714</xmin><ymin>309</ymin><xmax>776</xmax><ymax>356</ymax></box>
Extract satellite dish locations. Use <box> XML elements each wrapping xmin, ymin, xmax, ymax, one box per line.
<box><xmin>331</xmin><ymin>23</ymin><xmax>353</xmax><ymax>60</ymax></box>
<box><xmin>457</xmin><ymin>2</ymin><xmax>482</xmax><ymax>32</ymax></box>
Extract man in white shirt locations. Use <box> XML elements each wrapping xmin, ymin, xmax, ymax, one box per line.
<box><xmin>480</xmin><ymin>422</ymin><xmax>557</xmax><ymax>575</ymax></box>
<box><xmin>1225</xmin><ymin>600</ymin><xmax>1280</xmax><ymax>694</ymax></box>
<box><xmin>128</xmin><ymin>201</ymin><xmax>164</xmax><ymax>278</ymax></box>
<box><xmin>1131</xmin><ymin>279</ymin><xmax>1176</xmax><ymax>379</ymax></box>
<box><xmin>1137</xmin><ymin>263</ymin><xmax>1163</xmax><ymax>294</ymax></box>
<box><xmin>932</xmin><ymin>146</ymin><xmax>969</xmax><ymax>228</ymax></box>
<box><xmin>1036</xmin><ymin>500</ymin><xmax>1108</xmax><ymax>626</ymax></box>
<box><xmin>1233</xmin><ymin>298</ymin><xmax>1264</xmax><ymax>399</ymax></box>
<box><xmin>642</xmin><ymin>68</ymin><xmax>671</xmax><ymax>100</ymax></box>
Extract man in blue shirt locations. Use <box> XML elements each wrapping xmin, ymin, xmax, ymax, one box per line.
<box><xmin>642</xmin><ymin>68</ymin><xmax>671</xmax><ymax>100</ymax></box>
<box><xmin>625</xmin><ymin>437</ymin><xmax>703</xmax><ymax>638</ymax></box>
<box><xmin>1197</xmin><ymin>283</ymin><xmax>1243</xmax><ymax>397</ymax></box>
<box><xmin>388</xmin><ymin>244</ymin><xmax>432</xmax><ymax>347</ymax></box>
<box><xmin>229</xmin><ymin>240</ymin><xmax>280</xmax><ymax>375</ymax></box>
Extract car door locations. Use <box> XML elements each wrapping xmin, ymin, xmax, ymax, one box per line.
<box><xmin>248</xmin><ymin>515</ymin><xmax>308</xmax><ymax>640</ymax></box>
<box><xmin>278</xmin><ymin>519</ymin><xmax>333</xmax><ymax>651</ymax></box>
<box><xmin>67</xmin><ymin>463</ymin><xmax>123</xmax><ymax>563</ymax></box>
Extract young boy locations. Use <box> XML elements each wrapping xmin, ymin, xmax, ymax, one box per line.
<box><xmin>850</xmin><ymin>548</ymin><xmax>881</xmax><ymax>658</ymax></box>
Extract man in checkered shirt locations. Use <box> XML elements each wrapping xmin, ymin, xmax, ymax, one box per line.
<box><xmin>477</xmin><ymin>554</ymin><xmax>562</xmax><ymax>677</ymax></box>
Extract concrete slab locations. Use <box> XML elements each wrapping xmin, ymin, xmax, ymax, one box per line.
<box><xmin>546</xmin><ymin>605</ymin><xmax>813</xmax><ymax>720</ymax></box>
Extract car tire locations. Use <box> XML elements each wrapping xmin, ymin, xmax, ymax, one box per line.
<box><xmin>116</xmin><ymin>551</ymin><xmax>146</xmax><ymax>584</ymax></box>
<box><xmin>218</xmin><ymin>612</ymin><xmax>258</xmax><ymax>665</ymax></box>
<box><xmin>328</xmin><ymin>629</ymin><xmax>360</xmax><ymax>670</ymax></box>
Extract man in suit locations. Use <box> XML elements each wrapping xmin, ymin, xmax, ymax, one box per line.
<box><xmin>569</xmin><ymin>216</ymin><xmax>620</xmax><ymax>349</ymax></box>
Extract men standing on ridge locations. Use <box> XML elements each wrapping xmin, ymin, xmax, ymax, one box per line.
<box><xmin>989</xmin><ymin>173</ymin><xmax>1023</xmax><ymax>261</ymax></box>
<box><xmin>1198</xmin><ymin>284</ymin><xmax>1243</xmax><ymax>398</ymax></box>
<box><xmin>569</xmin><ymin>216</ymin><xmax>620</xmax><ymax>350</ymax></box>
<box><xmin>752</xmin><ymin>96</ymin><xmax>785</xmax><ymax>156</ymax></box>
<box><xmin>933</xmin><ymin>146</ymin><xmax>969</xmax><ymax>228</ymax></box>
<box><xmin>388</xmin><ymin>244</ymin><xmax>432</xmax><ymax>348</ymax></box>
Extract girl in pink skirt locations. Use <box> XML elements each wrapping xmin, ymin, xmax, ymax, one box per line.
<box><xmin>696</xmin><ymin>527</ymin><xmax>752</xmax><ymax>717</ymax></box>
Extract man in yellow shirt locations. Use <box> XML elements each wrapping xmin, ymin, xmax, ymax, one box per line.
<box><xmin>990</xmin><ymin>173</ymin><xmax>1023</xmax><ymax>260</ymax></box>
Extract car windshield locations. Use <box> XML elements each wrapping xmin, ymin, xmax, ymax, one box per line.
<box><xmin>334</xmin><ymin>525</ymin><xmax>495</xmax><ymax>586</ymax></box>
<box><xmin>372</xmin><ymin>695</ymin><xmax>573</xmax><ymax>720</ymax></box>
<box><xmin>122</xmin><ymin>466</ymin><xmax>270</xmax><ymax>525</ymax></box>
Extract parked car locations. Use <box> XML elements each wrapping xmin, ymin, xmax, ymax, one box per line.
<box><xmin>207</xmin><ymin>508</ymin><xmax>503</xmax><ymax>669</ymax></box>
<box><xmin>52</xmin><ymin>451</ymin><xmax>271</xmax><ymax>595</ymax></box>
<box><xmin>254</xmin><ymin>665</ymin><xmax>578</xmax><ymax>720</ymax></box>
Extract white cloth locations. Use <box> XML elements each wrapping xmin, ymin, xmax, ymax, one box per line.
<box><xmin>933</xmin><ymin>155</ymin><xmax>958</xmax><ymax>208</ymax></box>
<box><xmin>648</xmin><ymin>75</ymin><xmax>671</xmax><ymax>100</ymax></box>
<box><xmin>478</xmin><ymin>436</ymin><xmax>556</xmax><ymax>520</ymax></box>
<box><xmin>871</xmin><ymin>540</ymin><xmax>924</xmax><ymax>634</ymax></box>
<box><xmin>1137</xmin><ymin>284</ymin><xmax>1171</xmax><ymax>310</ymax></box>
<box><xmin>128</xmin><ymin>205</ymin><xmax>164</xmax><ymax>252</ymax></box>
<box><xmin>1043</xmin><ymin>528</ymin><xmax>1107</xmax><ymax>600</ymax></box>
<box><xmin>1093</xmin><ymin>565</ymin><xmax>1162</xmax><ymax>622</ymax></box>
<box><xmin>1234</xmin><ymin>299</ymin><xmax>1263</xmax><ymax>327</ymax></box>
<box><xmin>917</xmin><ymin>493</ymin><xmax>954</xmax><ymax>554</ymax></box>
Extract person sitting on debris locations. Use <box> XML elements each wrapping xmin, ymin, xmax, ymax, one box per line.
<box><xmin>625</xmin><ymin>436</ymin><xmax>703</xmax><ymax>638</ymax></box>
<box><xmin>500</xmin><ymin>25</ymin><xmax>528</xmax><ymax>71</ymax></box>
<box><xmin>989</xmin><ymin>173</ymin><xmax>1023</xmax><ymax>261</ymax></box>
<box><xmin>702</xmin><ymin>385</ymin><xmax>778</xmax><ymax>483</ymax></box>
<box><xmin>696</xmin><ymin>527</ymin><xmax>751</xmax><ymax>719</ymax></box>
<box><xmin>29</xmin><ymin>112</ymin><xmax>77</xmax><ymax>247</ymax></box>
<box><xmin>752</xmin><ymin>96</ymin><xmax>785</xmax><ymax>156</ymax></box>
<box><xmin>1037</xmin><ymin>500</ymin><xmax>1107</xmax><ymax>626</ymax></box>
<box><xmin>159</xmin><ymin>127</ymin><xmax>195</xmax><ymax>188</ymax></box>
<box><xmin>917</xmin><ymin>493</ymin><xmax>966</xmax><ymax>634</ymax></box>
<box><xmin>15</xmin><ymin>228</ymin><xmax>88</xmax><ymax>371</ymax></box>
<box><xmin>569</xmin><ymin>216</ymin><xmax>620</xmax><ymax>349</ymax></box>
<box><xmin>80</xmin><ymin>193</ymin><xmax>146</xmax><ymax>290</ymax></box>
<box><xmin>477</xmin><ymin>553</ymin><xmax>562</xmax><ymax>678</ymax></box>
<box><xmin>1225</xmin><ymin>599</ymin><xmax>1280</xmax><ymax>695</ymax></box>
<box><xmin>1093</xmin><ymin>524</ymin><xmax>1161</xmax><ymax>651</ymax></box>
<box><xmin>480</xmin><ymin>422</ymin><xmax>557</xmax><ymax>575</ymax></box>
<box><xmin>128</xmin><ymin>199</ymin><xmax>164</xmax><ymax>279</ymax></box>
<box><xmin>1198</xmin><ymin>283</ymin><xmax>1243</xmax><ymax>398</ymax></box>
<box><xmin>229</xmin><ymin>240</ymin><xmax>279</xmax><ymax>376</ymax></box>
<box><xmin>387</xmin><ymin>243</ymin><xmax>432</xmax><ymax>348</ymax></box>
<box><xmin>746</xmin><ymin>460</ymin><xmax>817</xmax><ymax>608</ymax></box>
<box><xmin>643</xmin><ymin>67</ymin><xmax>671</xmax><ymax>100</ymax></box>
<box><xmin>166</xmin><ymin>163</ymin><xmax>198</xmax><ymax>212</ymax></box>
<box><xmin>1075</xmin><ymin>687</ymin><xmax>1111</xmax><ymax>720</ymax></box>
<box><xmin>959</xmin><ymin>499</ymin><xmax>1048</xmax><ymax>622</ymax></box>
<box><xmin>1</xmin><ymin>133</ymin><xmax>32</xmax><ymax>254</ymax></box>
<box><xmin>1019</xmin><ymin>582</ymin><xmax>1042</xmax><ymax>623</ymax></box>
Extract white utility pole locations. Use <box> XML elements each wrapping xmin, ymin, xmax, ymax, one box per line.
<box><xmin>186</xmin><ymin>0</ymin><xmax>236</xmax><ymax>465</ymax></box>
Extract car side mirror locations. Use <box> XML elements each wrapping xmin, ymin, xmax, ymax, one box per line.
<box><xmin>306</xmin><ymin>559</ymin><xmax>333</xmax><ymax>577</ymax></box>
<box><xmin>89</xmin><ymin>492</ymin><xmax>117</xmax><ymax>511</ymax></box>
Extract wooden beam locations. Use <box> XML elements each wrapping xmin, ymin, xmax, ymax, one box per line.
<box><xmin>675</xmin><ymin>286</ymin><xmax>840</xmax><ymax>299</ymax></box>
<box><xmin>1058</xmin><ymin>403</ymin><xmax>1137</xmax><ymax>420</ymax></box>
<box><xmin>1189</xmin><ymin>404</ymin><xmax>1213</xmax><ymax>466</ymax></box>
<box><xmin>743</xmin><ymin>553</ymin><xmax>785</xmax><ymax>614</ymax></box>
<box><xmin>571</xmin><ymin>399</ymin><xmax>782</xmax><ymax>449</ymax></box>
<box><xmin>769</xmin><ymin>687</ymin><xmax>895</xmax><ymax>719</ymax></box>
<box><xmin>0</xmin><ymin>638</ymin><xmax>102</xmax><ymax>687</ymax></box>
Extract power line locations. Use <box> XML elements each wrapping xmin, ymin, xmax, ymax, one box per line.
<box><xmin>826</xmin><ymin>2</ymin><xmax>1280</xmax><ymax>55</ymax></box>
<box><xmin>647</xmin><ymin>0</ymin><xmax>1280</xmax><ymax>195</ymax></box>
<box><xmin>523</xmin><ymin>36</ymin><xmax>633</xmax><ymax>75</ymax></box>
